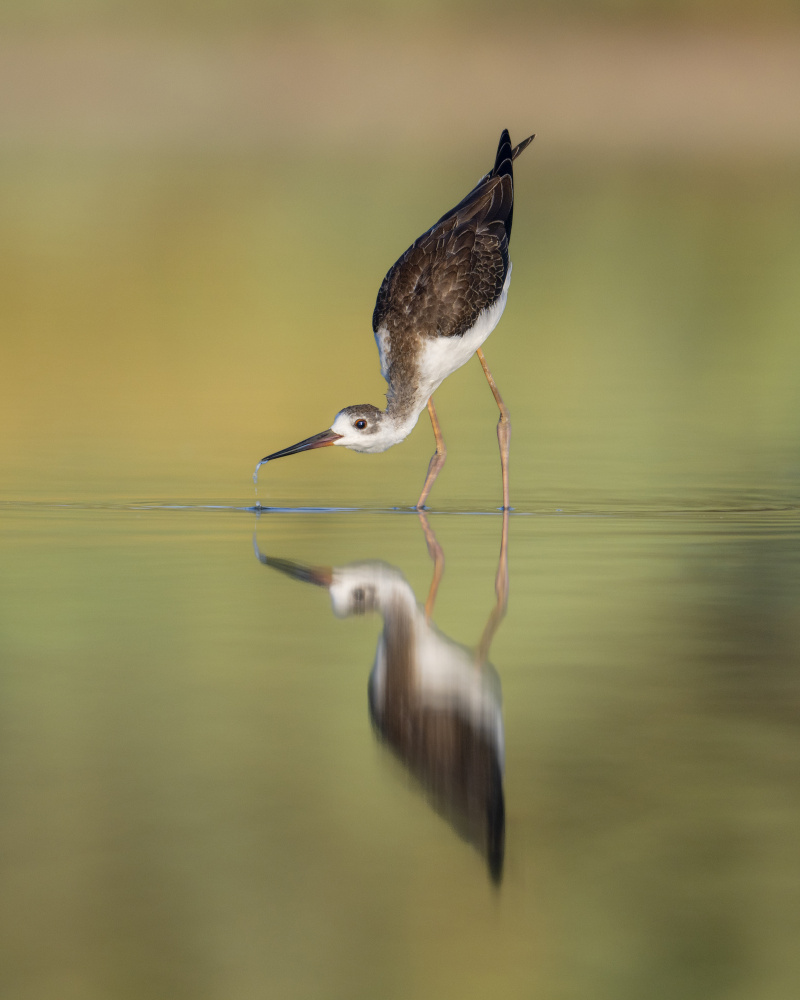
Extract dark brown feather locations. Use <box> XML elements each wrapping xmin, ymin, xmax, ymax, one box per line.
<box><xmin>372</xmin><ymin>130</ymin><xmax>534</xmax><ymax>344</ymax></box>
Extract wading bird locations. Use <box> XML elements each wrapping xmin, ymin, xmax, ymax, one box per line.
<box><xmin>255</xmin><ymin>130</ymin><xmax>534</xmax><ymax>508</ymax></box>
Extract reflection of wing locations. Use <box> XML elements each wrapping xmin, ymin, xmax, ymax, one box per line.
<box><xmin>333</xmin><ymin>562</ymin><xmax>506</xmax><ymax>883</ymax></box>
<box><xmin>256</xmin><ymin>546</ymin><xmax>507</xmax><ymax>883</ymax></box>
<box><xmin>368</xmin><ymin>607</ymin><xmax>505</xmax><ymax>883</ymax></box>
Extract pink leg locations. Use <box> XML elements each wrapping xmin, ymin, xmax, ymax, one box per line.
<box><xmin>415</xmin><ymin>397</ymin><xmax>447</xmax><ymax>510</ymax></box>
<box><xmin>476</xmin><ymin>347</ymin><xmax>511</xmax><ymax>510</ymax></box>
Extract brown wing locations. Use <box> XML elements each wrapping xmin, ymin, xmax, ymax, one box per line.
<box><xmin>372</xmin><ymin>130</ymin><xmax>534</xmax><ymax>340</ymax></box>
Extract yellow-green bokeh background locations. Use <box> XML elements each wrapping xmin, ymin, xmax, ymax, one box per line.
<box><xmin>2</xmin><ymin>1</ymin><xmax>800</xmax><ymax>508</ymax></box>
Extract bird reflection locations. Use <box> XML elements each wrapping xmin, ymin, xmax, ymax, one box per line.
<box><xmin>254</xmin><ymin>512</ymin><xmax>509</xmax><ymax>883</ymax></box>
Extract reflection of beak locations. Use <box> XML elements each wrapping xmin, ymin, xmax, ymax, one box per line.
<box><xmin>256</xmin><ymin>553</ymin><xmax>333</xmax><ymax>588</ymax></box>
<box><xmin>259</xmin><ymin>428</ymin><xmax>342</xmax><ymax>463</ymax></box>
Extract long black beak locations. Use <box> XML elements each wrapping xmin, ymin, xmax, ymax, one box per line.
<box><xmin>259</xmin><ymin>428</ymin><xmax>343</xmax><ymax>463</ymax></box>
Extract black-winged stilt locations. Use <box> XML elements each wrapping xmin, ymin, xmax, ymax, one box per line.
<box><xmin>255</xmin><ymin>129</ymin><xmax>534</xmax><ymax>508</ymax></box>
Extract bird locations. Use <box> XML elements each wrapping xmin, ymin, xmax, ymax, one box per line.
<box><xmin>254</xmin><ymin>129</ymin><xmax>534</xmax><ymax>509</ymax></box>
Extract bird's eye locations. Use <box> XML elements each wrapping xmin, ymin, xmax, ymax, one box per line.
<box><xmin>355</xmin><ymin>419</ymin><xmax>367</xmax><ymax>430</ymax></box>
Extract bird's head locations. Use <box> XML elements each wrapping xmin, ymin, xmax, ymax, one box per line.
<box><xmin>328</xmin><ymin>404</ymin><xmax>393</xmax><ymax>453</ymax></box>
<box><xmin>256</xmin><ymin>404</ymin><xmax>396</xmax><ymax>474</ymax></box>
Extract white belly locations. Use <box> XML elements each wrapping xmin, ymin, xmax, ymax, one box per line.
<box><xmin>415</xmin><ymin>263</ymin><xmax>512</xmax><ymax>400</ymax></box>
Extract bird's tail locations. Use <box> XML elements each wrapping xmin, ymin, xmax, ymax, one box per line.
<box><xmin>491</xmin><ymin>130</ymin><xmax>535</xmax><ymax>179</ymax></box>
<box><xmin>430</xmin><ymin>130</ymin><xmax>534</xmax><ymax>235</ymax></box>
<box><xmin>489</xmin><ymin>130</ymin><xmax>535</xmax><ymax>241</ymax></box>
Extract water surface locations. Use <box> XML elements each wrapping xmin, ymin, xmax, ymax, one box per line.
<box><xmin>2</xmin><ymin>500</ymin><xmax>799</xmax><ymax>999</ymax></box>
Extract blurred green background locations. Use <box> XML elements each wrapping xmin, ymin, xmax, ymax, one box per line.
<box><xmin>2</xmin><ymin>0</ymin><xmax>799</xmax><ymax>507</ymax></box>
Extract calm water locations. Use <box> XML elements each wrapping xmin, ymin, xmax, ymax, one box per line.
<box><xmin>2</xmin><ymin>500</ymin><xmax>800</xmax><ymax>999</ymax></box>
